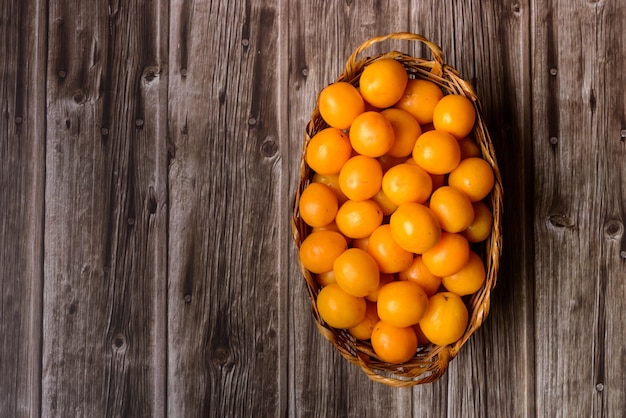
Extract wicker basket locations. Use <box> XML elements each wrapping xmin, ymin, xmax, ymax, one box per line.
<box><xmin>291</xmin><ymin>32</ymin><xmax>503</xmax><ymax>386</ymax></box>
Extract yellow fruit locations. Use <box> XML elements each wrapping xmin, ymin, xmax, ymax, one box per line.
<box><xmin>419</xmin><ymin>292</ymin><xmax>468</xmax><ymax>346</ymax></box>
<box><xmin>318</xmin><ymin>82</ymin><xmax>365</xmax><ymax>129</ymax></box>
<box><xmin>432</xmin><ymin>94</ymin><xmax>476</xmax><ymax>139</ymax></box>
<box><xmin>348</xmin><ymin>302</ymin><xmax>380</xmax><ymax>340</ymax></box>
<box><xmin>442</xmin><ymin>251</ymin><xmax>486</xmax><ymax>296</ymax></box>
<box><xmin>317</xmin><ymin>283</ymin><xmax>366</xmax><ymax>329</ymax></box>
<box><xmin>299</xmin><ymin>231</ymin><xmax>348</xmax><ymax>274</ymax></box>
<box><xmin>377</xmin><ymin>281</ymin><xmax>429</xmax><ymax>327</ymax></box>
<box><xmin>371</xmin><ymin>321</ymin><xmax>418</xmax><ymax>364</ymax></box>
<box><xmin>359</xmin><ymin>58</ymin><xmax>408</xmax><ymax>108</ymax></box>
<box><xmin>389</xmin><ymin>203</ymin><xmax>441</xmax><ymax>254</ymax></box>
<box><xmin>333</xmin><ymin>248</ymin><xmax>380</xmax><ymax>297</ymax></box>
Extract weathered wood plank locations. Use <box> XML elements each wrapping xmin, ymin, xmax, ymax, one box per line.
<box><xmin>286</xmin><ymin>2</ymin><xmax>425</xmax><ymax>417</ymax></box>
<box><xmin>406</xmin><ymin>2</ymin><xmax>536</xmax><ymax>417</ymax></box>
<box><xmin>0</xmin><ymin>0</ymin><xmax>45</xmax><ymax>416</ymax></box>
<box><xmin>594</xmin><ymin>3</ymin><xmax>626</xmax><ymax>412</ymax></box>
<box><xmin>287</xmin><ymin>1</ymin><xmax>538</xmax><ymax>416</ymax></box>
<box><xmin>42</xmin><ymin>0</ymin><xmax>168</xmax><ymax>416</ymax></box>
<box><xmin>532</xmin><ymin>1</ymin><xmax>626</xmax><ymax>417</ymax></box>
<box><xmin>287</xmin><ymin>1</ymin><xmax>536</xmax><ymax>417</ymax></box>
<box><xmin>166</xmin><ymin>0</ymin><xmax>285</xmax><ymax>416</ymax></box>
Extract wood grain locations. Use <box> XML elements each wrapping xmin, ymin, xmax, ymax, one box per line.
<box><xmin>532</xmin><ymin>1</ymin><xmax>626</xmax><ymax>417</ymax></box>
<box><xmin>0</xmin><ymin>0</ymin><xmax>45</xmax><ymax>416</ymax></box>
<box><xmin>287</xmin><ymin>1</ymin><xmax>536</xmax><ymax>416</ymax></box>
<box><xmin>286</xmin><ymin>1</ymin><xmax>420</xmax><ymax>417</ymax></box>
<box><xmin>1</xmin><ymin>0</ymin><xmax>625</xmax><ymax>416</ymax></box>
<box><xmin>166</xmin><ymin>0</ymin><xmax>285</xmax><ymax>416</ymax></box>
<box><xmin>409</xmin><ymin>2</ymin><xmax>535</xmax><ymax>416</ymax></box>
<box><xmin>42</xmin><ymin>0</ymin><xmax>168</xmax><ymax>416</ymax></box>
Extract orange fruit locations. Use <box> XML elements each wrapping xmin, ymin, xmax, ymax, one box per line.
<box><xmin>448</xmin><ymin>157</ymin><xmax>495</xmax><ymax>202</ymax></box>
<box><xmin>306</xmin><ymin>128</ymin><xmax>353</xmax><ymax>175</ymax></box>
<box><xmin>338</xmin><ymin>155</ymin><xmax>383</xmax><ymax>201</ymax></box>
<box><xmin>371</xmin><ymin>189</ymin><xmax>398</xmax><ymax>216</ymax></box>
<box><xmin>412</xmin><ymin>130</ymin><xmax>461</xmax><ymax>174</ymax></box>
<box><xmin>299</xmin><ymin>230</ymin><xmax>348</xmax><ymax>274</ymax></box>
<box><xmin>348</xmin><ymin>302</ymin><xmax>380</xmax><ymax>340</ymax></box>
<box><xmin>398</xmin><ymin>255</ymin><xmax>442</xmax><ymax>296</ymax></box>
<box><xmin>349</xmin><ymin>111</ymin><xmax>395</xmax><ymax>157</ymax></box>
<box><xmin>317</xmin><ymin>283</ymin><xmax>366</xmax><ymax>329</ymax></box>
<box><xmin>394</xmin><ymin>79</ymin><xmax>444</xmax><ymax>124</ymax></box>
<box><xmin>316</xmin><ymin>270</ymin><xmax>336</xmax><ymax>287</ymax></box>
<box><xmin>312</xmin><ymin>172</ymin><xmax>349</xmax><ymax>205</ymax></box>
<box><xmin>432</xmin><ymin>94</ymin><xmax>476</xmax><ymax>139</ymax></box>
<box><xmin>458</xmin><ymin>137</ymin><xmax>482</xmax><ymax>159</ymax></box>
<box><xmin>359</xmin><ymin>58</ymin><xmax>408</xmax><ymax>108</ymax></box>
<box><xmin>429</xmin><ymin>172</ymin><xmax>446</xmax><ymax>192</ymax></box>
<box><xmin>351</xmin><ymin>236</ymin><xmax>369</xmax><ymax>252</ymax></box>
<box><xmin>333</xmin><ymin>248</ymin><xmax>380</xmax><ymax>297</ymax></box>
<box><xmin>422</xmin><ymin>232</ymin><xmax>470</xmax><ymax>277</ymax></box>
<box><xmin>371</xmin><ymin>321</ymin><xmax>418</xmax><ymax>364</ymax></box>
<box><xmin>381</xmin><ymin>108</ymin><xmax>422</xmax><ymax>158</ymax></box>
<box><xmin>462</xmin><ymin>201</ymin><xmax>493</xmax><ymax>242</ymax></box>
<box><xmin>389</xmin><ymin>203</ymin><xmax>441</xmax><ymax>254</ymax></box>
<box><xmin>442</xmin><ymin>251</ymin><xmax>486</xmax><ymax>296</ymax></box>
<box><xmin>367</xmin><ymin>224</ymin><xmax>414</xmax><ymax>273</ymax></box>
<box><xmin>318</xmin><ymin>81</ymin><xmax>365</xmax><ymax>129</ymax></box>
<box><xmin>421</xmin><ymin>122</ymin><xmax>435</xmax><ymax>133</ymax></box>
<box><xmin>419</xmin><ymin>292</ymin><xmax>468</xmax><ymax>346</ymax></box>
<box><xmin>365</xmin><ymin>273</ymin><xmax>395</xmax><ymax>302</ymax></box>
<box><xmin>335</xmin><ymin>199</ymin><xmax>383</xmax><ymax>239</ymax></box>
<box><xmin>377</xmin><ymin>281</ymin><xmax>429</xmax><ymax>327</ymax></box>
<box><xmin>412</xmin><ymin>323</ymin><xmax>431</xmax><ymax>346</ymax></box>
<box><xmin>377</xmin><ymin>154</ymin><xmax>406</xmax><ymax>173</ymax></box>
<box><xmin>311</xmin><ymin>219</ymin><xmax>341</xmax><ymax>235</ymax></box>
<box><xmin>310</xmin><ymin>221</ymin><xmax>352</xmax><ymax>249</ymax></box>
<box><xmin>382</xmin><ymin>163</ymin><xmax>433</xmax><ymax>205</ymax></box>
<box><xmin>428</xmin><ymin>186</ymin><xmax>475</xmax><ymax>233</ymax></box>
<box><xmin>299</xmin><ymin>182</ymin><xmax>339</xmax><ymax>228</ymax></box>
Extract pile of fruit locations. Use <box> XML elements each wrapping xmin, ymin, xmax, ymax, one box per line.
<box><xmin>298</xmin><ymin>58</ymin><xmax>495</xmax><ymax>365</ymax></box>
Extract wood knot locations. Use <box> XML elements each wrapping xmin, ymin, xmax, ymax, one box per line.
<box><xmin>213</xmin><ymin>347</ymin><xmax>230</xmax><ymax>366</ymax></box>
<box><xmin>143</xmin><ymin>67</ymin><xmax>160</xmax><ymax>83</ymax></box>
<box><xmin>112</xmin><ymin>334</ymin><xmax>127</xmax><ymax>352</ymax></box>
<box><xmin>73</xmin><ymin>91</ymin><xmax>86</xmax><ymax>104</ymax></box>
<box><xmin>604</xmin><ymin>219</ymin><xmax>623</xmax><ymax>239</ymax></box>
<box><xmin>261</xmin><ymin>136</ymin><xmax>278</xmax><ymax>158</ymax></box>
<box><xmin>548</xmin><ymin>213</ymin><xmax>575</xmax><ymax>228</ymax></box>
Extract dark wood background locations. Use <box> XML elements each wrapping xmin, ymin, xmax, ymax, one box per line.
<box><xmin>1</xmin><ymin>0</ymin><xmax>625</xmax><ymax>416</ymax></box>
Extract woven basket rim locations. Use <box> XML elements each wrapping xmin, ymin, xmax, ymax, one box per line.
<box><xmin>292</xmin><ymin>32</ymin><xmax>503</xmax><ymax>387</ymax></box>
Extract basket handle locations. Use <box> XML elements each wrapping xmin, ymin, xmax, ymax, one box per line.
<box><xmin>344</xmin><ymin>32</ymin><xmax>445</xmax><ymax>77</ymax></box>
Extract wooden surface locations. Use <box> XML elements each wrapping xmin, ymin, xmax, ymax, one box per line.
<box><xmin>1</xmin><ymin>0</ymin><xmax>624</xmax><ymax>416</ymax></box>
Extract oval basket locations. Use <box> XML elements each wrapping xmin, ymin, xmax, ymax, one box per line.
<box><xmin>291</xmin><ymin>32</ymin><xmax>503</xmax><ymax>386</ymax></box>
